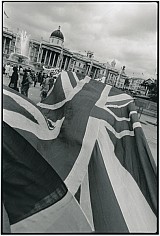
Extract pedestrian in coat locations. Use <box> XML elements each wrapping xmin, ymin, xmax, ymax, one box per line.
<box><xmin>48</xmin><ymin>72</ymin><xmax>56</xmax><ymax>90</ymax></box>
<box><xmin>40</xmin><ymin>73</ymin><xmax>50</xmax><ymax>101</ymax></box>
<box><xmin>21</xmin><ymin>71</ymin><xmax>33</xmax><ymax>97</ymax></box>
<box><xmin>8</xmin><ymin>66</ymin><xmax>19</xmax><ymax>92</ymax></box>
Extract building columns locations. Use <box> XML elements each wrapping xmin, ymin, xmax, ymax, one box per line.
<box><xmin>67</xmin><ymin>58</ymin><xmax>71</xmax><ymax>71</ymax></box>
<box><xmin>48</xmin><ymin>51</ymin><xmax>52</xmax><ymax>66</ymax></box>
<box><xmin>37</xmin><ymin>44</ymin><xmax>41</xmax><ymax>62</ymax></box>
<box><xmin>93</xmin><ymin>68</ymin><xmax>97</xmax><ymax>79</ymax></box>
<box><xmin>115</xmin><ymin>73</ymin><xmax>121</xmax><ymax>87</ymax></box>
<box><xmin>59</xmin><ymin>55</ymin><xmax>64</xmax><ymax>69</ymax></box>
<box><xmin>39</xmin><ymin>48</ymin><xmax>43</xmax><ymax>63</ymax></box>
<box><xmin>52</xmin><ymin>53</ymin><xmax>56</xmax><ymax>67</ymax></box>
<box><xmin>44</xmin><ymin>50</ymin><xmax>48</xmax><ymax>65</ymax></box>
<box><xmin>8</xmin><ymin>40</ymin><xmax>12</xmax><ymax>54</ymax></box>
<box><xmin>88</xmin><ymin>62</ymin><xmax>93</xmax><ymax>76</ymax></box>
<box><xmin>86</xmin><ymin>66</ymin><xmax>89</xmax><ymax>75</ymax></box>
<box><xmin>56</xmin><ymin>54</ymin><xmax>60</xmax><ymax>68</ymax></box>
<box><xmin>64</xmin><ymin>57</ymin><xmax>68</xmax><ymax>70</ymax></box>
<box><xmin>72</xmin><ymin>61</ymin><xmax>76</xmax><ymax>71</ymax></box>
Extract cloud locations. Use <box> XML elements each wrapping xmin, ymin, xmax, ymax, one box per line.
<box><xmin>3</xmin><ymin>2</ymin><xmax>157</xmax><ymax>79</ymax></box>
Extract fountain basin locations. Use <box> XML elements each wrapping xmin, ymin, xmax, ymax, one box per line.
<box><xmin>9</xmin><ymin>53</ymin><xmax>30</xmax><ymax>64</ymax></box>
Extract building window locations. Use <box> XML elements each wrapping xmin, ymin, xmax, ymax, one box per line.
<box><xmin>83</xmin><ymin>64</ymin><xmax>85</xmax><ymax>68</ymax></box>
<box><xmin>79</xmin><ymin>63</ymin><xmax>81</xmax><ymax>67</ymax></box>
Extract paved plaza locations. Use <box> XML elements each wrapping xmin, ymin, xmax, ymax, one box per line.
<box><xmin>3</xmin><ymin>75</ymin><xmax>157</xmax><ymax>165</ymax></box>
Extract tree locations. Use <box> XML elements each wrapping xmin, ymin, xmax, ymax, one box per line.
<box><xmin>148</xmin><ymin>81</ymin><xmax>157</xmax><ymax>102</ymax></box>
<box><xmin>141</xmin><ymin>80</ymin><xmax>157</xmax><ymax>102</ymax></box>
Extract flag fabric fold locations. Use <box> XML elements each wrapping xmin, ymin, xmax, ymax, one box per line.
<box><xmin>3</xmin><ymin>71</ymin><xmax>157</xmax><ymax>233</ymax></box>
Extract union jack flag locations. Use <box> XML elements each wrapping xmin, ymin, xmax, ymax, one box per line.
<box><xmin>3</xmin><ymin>71</ymin><xmax>157</xmax><ymax>233</ymax></box>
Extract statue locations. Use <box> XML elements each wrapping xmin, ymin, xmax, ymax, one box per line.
<box><xmin>111</xmin><ymin>59</ymin><xmax>116</xmax><ymax>68</ymax></box>
<box><xmin>121</xmin><ymin>66</ymin><xmax>126</xmax><ymax>74</ymax></box>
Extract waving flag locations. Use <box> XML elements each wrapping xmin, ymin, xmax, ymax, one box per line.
<box><xmin>3</xmin><ymin>86</ymin><xmax>92</xmax><ymax>233</ymax></box>
<box><xmin>3</xmin><ymin>71</ymin><xmax>157</xmax><ymax>233</ymax></box>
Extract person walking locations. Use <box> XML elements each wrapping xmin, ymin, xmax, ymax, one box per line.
<box><xmin>8</xmin><ymin>66</ymin><xmax>19</xmax><ymax>92</ymax></box>
<box><xmin>21</xmin><ymin>71</ymin><xmax>33</xmax><ymax>97</ymax></box>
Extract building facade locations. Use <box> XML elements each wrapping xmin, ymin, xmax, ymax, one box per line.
<box><xmin>105</xmin><ymin>63</ymin><xmax>128</xmax><ymax>89</ymax></box>
<box><xmin>128</xmin><ymin>77</ymin><xmax>145</xmax><ymax>92</ymax></box>
<box><xmin>3</xmin><ymin>26</ymin><xmax>106</xmax><ymax>79</ymax></box>
<box><xmin>3</xmin><ymin>26</ymin><xmax>146</xmax><ymax>88</ymax></box>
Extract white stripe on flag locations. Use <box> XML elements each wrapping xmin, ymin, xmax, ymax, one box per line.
<box><xmin>37</xmin><ymin>76</ymin><xmax>91</xmax><ymax>110</ymax></box>
<box><xmin>102</xmin><ymin>120</ymin><xmax>141</xmax><ymax>139</ymax></box>
<box><xmin>80</xmin><ymin>170</ymin><xmax>95</xmax><ymax>231</ymax></box>
<box><xmin>65</xmin><ymin>85</ymin><xmax>111</xmax><ymax>194</ymax></box>
<box><xmin>73</xmin><ymin>72</ymin><xmax>80</xmax><ymax>83</ymax></box>
<box><xmin>11</xmin><ymin>191</ymin><xmax>93</xmax><ymax>233</ymax></box>
<box><xmin>3</xmin><ymin>109</ymin><xmax>64</xmax><ymax>140</ymax></box>
<box><xmin>101</xmin><ymin>107</ymin><xmax>137</xmax><ymax>122</ymax></box>
<box><xmin>107</xmin><ymin>94</ymin><xmax>133</xmax><ymax>102</ymax></box>
<box><xmin>47</xmin><ymin>83</ymin><xmax>55</xmax><ymax>96</ymax></box>
<box><xmin>106</xmin><ymin>100</ymin><xmax>133</xmax><ymax>109</ymax></box>
<box><xmin>61</xmin><ymin>70</ymin><xmax>74</xmax><ymax>99</ymax></box>
<box><xmin>97</xmin><ymin>123</ymin><xmax>156</xmax><ymax>233</ymax></box>
<box><xmin>64</xmin><ymin>117</ymin><xmax>99</xmax><ymax>194</ymax></box>
<box><xmin>95</xmin><ymin>84</ymin><xmax>112</xmax><ymax>108</ymax></box>
<box><xmin>4</xmin><ymin>88</ymin><xmax>45</xmax><ymax>125</ymax></box>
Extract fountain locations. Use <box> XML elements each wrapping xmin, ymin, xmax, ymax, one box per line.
<box><xmin>8</xmin><ymin>30</ymin><xmax>34</xmax><ymax>68</ymax></box>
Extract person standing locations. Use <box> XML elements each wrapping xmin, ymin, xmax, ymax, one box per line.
<box><xmin>18</xmin><ymin>66</ymin><xmax>24</xmax><ymax>92</ymax></box>
<box><xmin>3</xmin><ymin>65</ymin><xmax>6</xmax><ymax>75</ymax></box>
<box><xmin>8</xmin><ymin>64</ymin><xmax>13</xmax><ymax>80</ymax></box>
<box><xmin>21</xmin><ymin>71</ymin><xmax>33</xmax><ymax>97</ymax></box>
<box><xmin>8</xmin><ymin>66</ymin><xmax>19</xmax><ymax>92</ymax></box>
<box><xmin>5</xmin><ymin>63</ymin><xmax>10</xmax><ymax>77</ymax></box>
<box><xmin>48</xmin><ymin>72</ymin><xmax>56</xmax><ymax>90</ymax></box>
<box><xmin>38</xmin><ymin>71</ymin><xmax>43</xmax><ymax>86</ymax></box>
<box><xmin>40</xmin><ymin>73</ymin><xmax>50</xmax><ymax>101</ymax></box>
<box><xmin>34</xmin><ymin>72</ymin><xmax>39</xmax><ymax>87</ymax></box>
<box><xmin>30</xmin><ymin>70</ymin><xmax>36</xmax><ymax>87</ymax></box>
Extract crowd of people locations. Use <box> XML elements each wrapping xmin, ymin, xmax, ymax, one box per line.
<box><xmin>3</xmin><ymin>63</ymin><xmax>57</xmax><ymax>101</ymax></box>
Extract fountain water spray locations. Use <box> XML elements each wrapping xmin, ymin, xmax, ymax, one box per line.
<box><xmin>9</xmin><ymin>30</ymin><xmax>32</xmax><ymax>66</ymax></box>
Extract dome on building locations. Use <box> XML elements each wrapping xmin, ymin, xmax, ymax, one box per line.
<box><xmin>50</xmin><ymin>26</ymin><xmax>64</xmax><ymax>41</ymax></box>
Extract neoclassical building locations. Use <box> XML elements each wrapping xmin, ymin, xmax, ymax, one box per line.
<box><xmin>3</xmin><ymin>26</ymin><xmax>106</xmax><ymax>79</ymax></box>
<box><xmin>26</xmin><ymin>26</ymin><xmax>73</xmax><ymax>71</ymax></box>
<box><xmin>3</xmin><ymin>26</ymin><xmax>145</xmax><ymax>91</ymax></box>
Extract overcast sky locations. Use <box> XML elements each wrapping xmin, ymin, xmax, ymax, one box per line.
<box><xmin>3</xmin><ymin>2</ymin><xmax>157</xmax><ymax>79</ymax></box>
